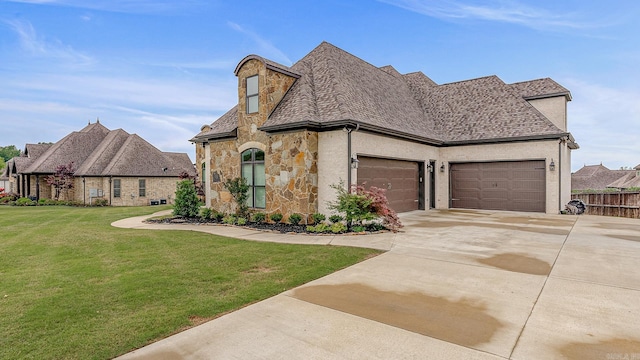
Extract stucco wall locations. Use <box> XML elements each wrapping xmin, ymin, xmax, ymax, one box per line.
<box><xmin>528</xmin><ymin>97</ymin><xmax>567</xmax><ymax>131</ymax></box>
<box><xmin>317</xmin><ymin>130</ymin><xmax>569</xmax><ymax>215</ymax></box>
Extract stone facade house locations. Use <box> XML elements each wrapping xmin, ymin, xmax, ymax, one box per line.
<box><xmin>6</xmin><ymin>121</ymin><xmax>196</xmax><ymax>205</ymax></box>
<box><xmin>191</xmin><ymin>42</ymin><xmax>578</xmax><ymax>220</ymax></box>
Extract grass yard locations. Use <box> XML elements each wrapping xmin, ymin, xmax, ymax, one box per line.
<box><xmin>0</xmin><ymin>206</ymin><xmax>381</xmax><ymax>359</ymax></box>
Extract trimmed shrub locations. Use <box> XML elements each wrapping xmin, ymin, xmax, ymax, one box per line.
<box><xmin>307</xmin><ymin>223</ymin><xmax>330</xmax><ymax>233</ymax></box>
<box><xmin>351</xmin><ymin>225</ymin><xmax>366</xmax><ymax>233</ymax></box>
<box><xmin>311</xmin><ymin>213</ymin><xmax>326</xmax><ymax>225</ymax></box>
<box><xmin>94</xmin><ymin>198</ymin><xmax>108</xmax><ymax>206</ymax></box>
<box><xmin>237</xmin><ymin>217</ymin><xmax>247</xmax><ymax>226</ymax></box>
<box><xmin>288</xmin><ymin>213</ymin><xmax>302</xmax><ymax>225</ymax></box>
<box><xmin>213</xmin><ymin>211</ymin><xmax>225</xmax><ymax>222</ymax></box>
<box><xmin>269</xmin><ymin>212</ymin><xmax>283</xmax><ymax>223</ymax></box>
<box><xmin>15</xmin><ymin>197</ymin><xmax>35</xmax><ymax>206</ymax></box>
<box><xmin>200</xmin><ymin>207</ymin><xmax>213</xmax><ymax>220</ymax></box>
<box><xmin>329</xmin><ymin>214</ymin><xmax>343</xmax><ymax>224</ymax></box>
<box><xmin>251</xmin><ymin>212</ymin><xmax>266</xmax><ymax>223</ymax></box>
<box><xmin>330</xmin><ymin>222</ymin><xmax>347</xmax><ymax>234</ymax></box>
<box><xmin>223</xmin><ymin>215</ymin><xmax>237</xmax><ymax>225</ymax></box>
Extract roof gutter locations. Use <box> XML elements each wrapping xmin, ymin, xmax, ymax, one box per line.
<box><xmin>258</xmin><ymin>119</ymin><xmax>444</xmax><ymax>146</ymax></box>
<box><xmin>189</xmin><ymin>129</ymin><xmax>238</xmax><ymax>143</ymax></box>
<box><xmin>442</xmin><ymin>133</ymin><xmax>574</xmax><ymax>147</ymax></box>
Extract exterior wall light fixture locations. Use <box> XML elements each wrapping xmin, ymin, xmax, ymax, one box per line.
<box><xmin>351</xmin><ymin>156</ymin><xmax>359</xmax><ymax>169</ymax></box>
<box><xmin>440</xmin><ymin>162</ymin><xmax>445</xmax><ymax>173</ymax></box>
<box><xmin>549</xmin><ymin>159</ymin><xmax>556</xmax><ymax>171</ymax></box>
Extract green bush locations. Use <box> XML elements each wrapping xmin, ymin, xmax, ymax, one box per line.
<box><xmin>366</xmin><ymin>222</ymin><xmax>386</xmax><ymax>232</ymax></box>
<box><xmin>213</xmin><ymin>211</ymin><xmax>225</xmax><ymax>222</ymax></box>
<box><xmin>312</xmin><ymin>213</ymin><xmax>326</xmax><ymax>225</ymax></box>
<box><xmin>288</xmin><ymin>213</ymin><xmax>302</xmax><ymax>225</ymax></box>
<box><xmin>15</xmin><ymin>197</ymin><xmax>35</xmax><ymax>206</ymax></box>
<box><xmin>330</xmin><ymin>222</ymin><xmax>347</xmax><ymax>234</ymax></box>
<box><xmin>200</xmin><ymin>207</ymin><xmax>213</xmax><ymax>220</ymax></box>
<box><xmin>329</xmin><ymin>214</ymin><xmax>343</xmax><ymax>224</ymax></box>
<box><xmin>237</xmin><ymin>217</ymin><xmax>247</xmax><ymax>226</ymax></box>
<box><xmin>251</xmin><ymin>212</ymin><xmax>266</xmax><ymax>223</ymax></box>
<box><xmin>223</xmin><ymin>177</ymin><xmax>250</xmax><ymax>218</ymax></box>
<box><xmin>173</xmin><ymin>180</ymin><xmax>201</xmax><ymax>217</ymax></box>
<box><xmin>351</xmin><ymin>225</ymin><xmax>366</xmax><ymax>233</ymax></box>
<box><xmin>307</xmin><ymin>223</ymin><xmax>330</xmax><ymax>233</ymax></box>
<box><xmin>270</xmin><ymin>212</ymin><xmax>283</xmax><ymax>223</ymax></box>
<box><xmin>94</xmin><ymin>198</ymin><xmax>108</xmax><ymax>206</ymax></box>
<box><xmin>223</xmin><ymin>215</ymin><xmax>237</xmax><ymax>224</ymax></box>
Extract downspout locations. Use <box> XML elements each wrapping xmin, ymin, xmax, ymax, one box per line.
<box><xmin>344</xmin><ymin>123</ymin><xmax>359</xmax><ymax>192</ymax></box>
<box><xmin>558</xmin><ymin>138</ymin><xmax>563</xmax><ymax>213</ymax></box>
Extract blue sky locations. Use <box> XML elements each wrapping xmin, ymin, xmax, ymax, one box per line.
<box><xmin>1</xmin><ymin>0</ymin><xmax>638</xmax><ymax>171</ymax></box>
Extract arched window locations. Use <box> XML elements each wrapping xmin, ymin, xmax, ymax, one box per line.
<box><xmin>241</xmin><ymin>148</ymin><xmax>265</xmax><ymax>208</ymax></box>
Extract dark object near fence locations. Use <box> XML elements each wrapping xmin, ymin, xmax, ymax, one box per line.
<box><xmin>565</xmin><ymin>199</ymin><xmax>586</xmax><ymax>215</ymax></box>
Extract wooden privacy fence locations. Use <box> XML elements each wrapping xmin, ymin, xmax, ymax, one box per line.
<box><xmin>571</xmin><ymin>192</ymin><xmax>640</xmax><ymax>218</ymax></box>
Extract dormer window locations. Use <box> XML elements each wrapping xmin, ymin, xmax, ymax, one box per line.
<box><xmin>246</xmin><ymin>75</ymin><xmax>259</xmax><ymax>114</ymax></box>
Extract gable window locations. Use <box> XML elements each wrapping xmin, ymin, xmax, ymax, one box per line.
<box><xmin>246</xmin><ymin>75</ymin><xmax>259</xmax><ymax>114</ymax></box>
<box><xmin>241</xmin><ymin>148</ymin><xmax>265</xmax><ymax>208</ymax></box>
<box><xmin>139</xmin><ymin>179</ymin><xmax>146</xmax><ymax>197</ymax></box>
<box><xmin>113</xmin><ymin>179</ymin><xmax>121</xmax><ymax>198</ymax></box>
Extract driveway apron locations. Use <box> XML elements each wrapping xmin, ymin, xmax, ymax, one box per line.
<box><xmin>115</xmin><ymin>210</ymin><xmax>640</xmax><ymax>359</ymax></box>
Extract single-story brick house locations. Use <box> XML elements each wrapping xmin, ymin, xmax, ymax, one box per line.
<box><xmin>5</xmin><ymin>121</ymin><xmax>196</xmax><ymax>206</ymax></box>
<box><xmin>191</xmin><ymin>42</ymin><xmax>578</xmax><ymax>219</ymax></box>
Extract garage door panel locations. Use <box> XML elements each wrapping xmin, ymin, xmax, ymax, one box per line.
<box><xmin>451</xmin><ymin>161</ymin><xmax>545</xmax><ymax>212</ymax></box>
<box><xmin>358</xmin><ymin>157</ymin><xmax>420</xmax><ymax>213</ymax></box>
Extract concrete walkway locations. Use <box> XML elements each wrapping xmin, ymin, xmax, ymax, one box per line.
<box><xmin>113</xmin><ymin>210</ymin><xmax>640</xmax><ymax>359</ymax></box>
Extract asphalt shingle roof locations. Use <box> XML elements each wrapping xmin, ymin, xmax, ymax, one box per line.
<box><xmin>24</xmin><ymin>122</ymin><xmax>194</xmax><ymax>177</ymax></box>
<box><xmin>195</xmin><ymin>41</ymin><xmax>570</xmax><ymax>145</ymax></box>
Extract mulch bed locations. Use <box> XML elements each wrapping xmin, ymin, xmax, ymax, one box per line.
<box><xmin>145</xmin><ymin>216</ymin><xmax>387</xmax><ymax>235</ymax></box>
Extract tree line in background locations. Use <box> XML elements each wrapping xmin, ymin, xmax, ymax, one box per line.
<box><xmin>0</xmin><ymin>145</ymin><xmax>21</xmax><ymax>171</ymax></box>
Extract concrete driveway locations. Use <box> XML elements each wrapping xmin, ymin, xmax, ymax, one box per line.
<box><xmin>116</xmin><ymin>210</ymin><xmax>640</xmax><ymax>359</ymax></box>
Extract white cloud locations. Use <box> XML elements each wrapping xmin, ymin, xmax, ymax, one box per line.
<box><xmin>562</xmin><ymin>78</ymin><xmax>640</xmax><ymax>170</ymax></box>
<box><xmin>227</xmin><ymin>21</ymin><xmax>292</xmax><ymax>65</ymax></box>
<box><xmin>3</xmin><ymin>19</ymin><xmax>93</xmax><ymax>65</ymax></box>
<box><xmin>379</xmin><ymin>0</ymin><xmax>594</xmax><ymax>31</ymax></box>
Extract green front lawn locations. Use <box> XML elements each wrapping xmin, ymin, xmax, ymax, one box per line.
<box><xmin>0</xmin><ymin>206</ymin><xmax>381</xmax><ymax>359</ymax></box>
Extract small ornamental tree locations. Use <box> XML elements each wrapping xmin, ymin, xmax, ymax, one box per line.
<box><xmin>46</xmin><ymin>162</ymin><xmax>75</xmax><ymax>200</ymax></box>
<box><xmin>173</xmin><ymin>179</ymin><xmax>200</xmax><ymax>217</ymax></box>
<box><xmin>223</xmin><ymin>177</ymin><xmax>250</xmax><ymax>218</ymax></box>
<box><xmin>328</xmin><ymin>181</ymin><xmax>403</xmax><ymax>231</ymax></box>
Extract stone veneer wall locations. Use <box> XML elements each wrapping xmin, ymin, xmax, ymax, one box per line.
<box><xmin>206</xmin><ymin>131</ymin><xmax>318</xmax><ymax>221</ymax></box>
<box><xmin>200</xmin><ymin>58</ymin><xmax>318</xmax><ymax>220</ymax></box>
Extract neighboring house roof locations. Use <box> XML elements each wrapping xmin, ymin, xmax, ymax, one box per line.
<box><xmin>22</xmin><ymin>122</ymin><xmax>195</xmax><ymax>178</ymax></box>
<box><xmin>194</xmin><ymin>41</ymin><xmax>571</xmax><ymax>145</ymax></box>
<box><xmin>606</xmin><ymin>171</ymin><xmax>640</xmax><ymax>189</ymax></box>
<box><xmin>571</xmin><ymin>164</ymin><xmax>634</xmax><ymax>190</ymax></box>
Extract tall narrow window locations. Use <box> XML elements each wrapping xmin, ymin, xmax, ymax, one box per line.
<box><xmin>241</xmin><ymin>148</ymin><xmax>265</xmax><ymax>208</ymax></box>
<box><xmin>113</xmin><ymin>179</ymin><xmax>121</xmax><ymax>198</ymax></box>
<box><xmin>246</xmin><ymin>75</ymin><xmax>259</xmax><ymax>114</ymax></box>
<box><xmin>139</xmin><ymin>179</ymin><xmax>146</xmax><ymax>197</ymax></box>
<box><xmin>201</xmin><ymin>162</ymin><xmax>206</xmax><ymax>186</ymax></box>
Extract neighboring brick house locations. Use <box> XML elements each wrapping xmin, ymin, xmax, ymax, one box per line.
<box><xmin>191</xmin><ymin>42</ymin><xmax>578</xmax><ymax>219</ymax></box>
<box><xmin>7</xmin><ymin>121</ymin><xmax>195</xmax><ymax>205</ymax></box>
<box><xmin>572</xmin><ymin>164</ymin><xmax>640</xmax><ymax>191</ymax></box>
